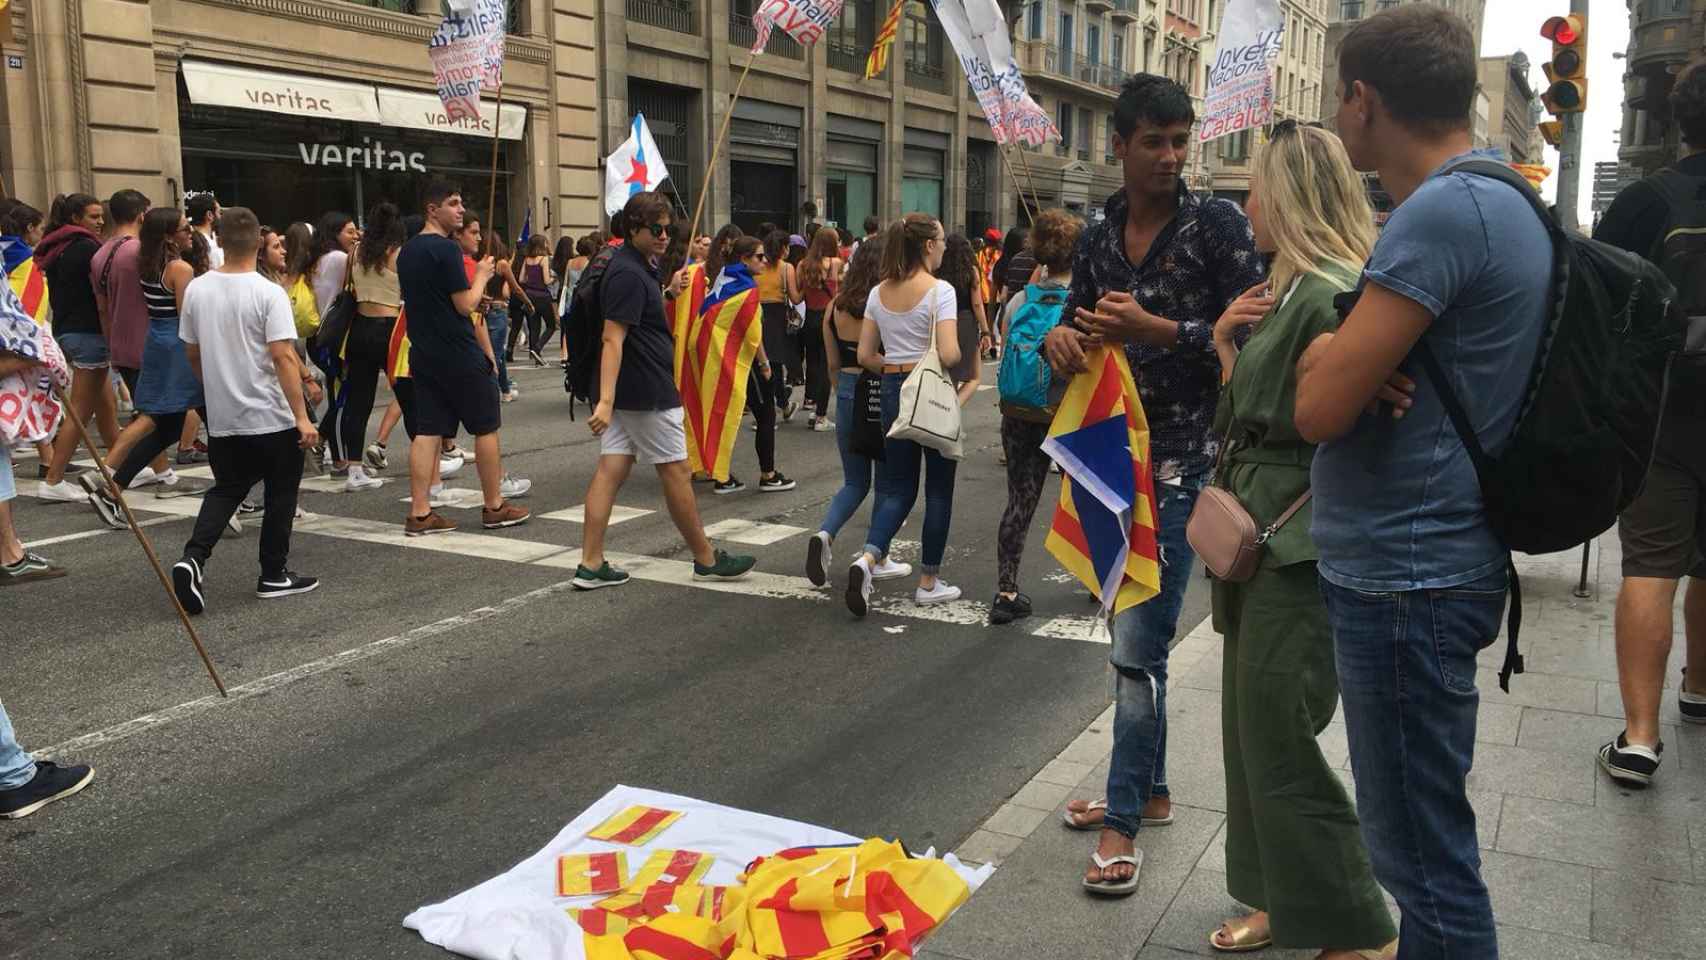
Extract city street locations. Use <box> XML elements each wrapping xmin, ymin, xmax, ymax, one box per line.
<box><xmin>0</xmin><ymin>360</ymin><xmax>1208</xmax><ymax>959</ymax></box>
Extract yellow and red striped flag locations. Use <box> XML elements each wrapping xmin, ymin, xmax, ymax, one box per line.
<box><xmin>587</xmin><ymin>805</ymin><xmax>686</xmax><ymax>846</ymax></box>
<box><xmin>866</xmin><ymin>0</ymin><xmax>902</xmax><ymax>79</ymax></box>
<box><xmin>672</xmin><ymin>263</ymin><xmax>763</xmax><ymax>482</ymax></box>
<box><xmin>558</xmin><ymin>851</ymin><xmax>630</xmax><ymax>897</ymax></box>
<box><xmin>1043</xmin><ymin>346</ymin><xmax>1161</xmax><ymax>615</ymax></box>
<box><xmin>627</xmin><ymin>849</ymin><xmax>715</xmax><ymax>891</ymax></box>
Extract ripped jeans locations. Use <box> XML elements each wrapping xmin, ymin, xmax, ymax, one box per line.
<box><xmin>1102</xmin><ymin>472</ymin><xmax>1206</xmax><ymax>839</ymax></box>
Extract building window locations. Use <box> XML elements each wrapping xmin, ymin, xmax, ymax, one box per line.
<box><xmin>1111</xmin><ymin>30</ymin><xmax>1124</xmax><ymax>70</ymax></box>
<box><xmin>1340</xmin><ymin>0</ymin><xmax>1363</xmax><ymax>18</ymax></box>
<box><xmin>1087</xmin><ymin>23</ymin><xmax>1100</xmax><ymax>64</ymax></box>
<box><xmin>1106</xmin><ymin>111</ymin><xmax>1118</xmax><ymax>163</ymax></box>
<box><xmin>1057</xmin><ymin>100</ymin><xmax>1074</xmax><ymax>145</ymax></box>
<box><xmin>1029</xmin><ymin>1</ymin><xmax>1044</xmax><ymax>40</ymax></box>
<box><xmin>1059</xmin><ymin>11</ymin><xmax>1074</xmax><ymax>60</ymax></box>
<box><xmin>904</xmin><ymin>2</ymin><xmax>943</xmax><ymax>70</ymax></box>
<box><xmin>1078</xmin><ymin>106</ymin><xmax>1091</xmax><ymax>159</ymax></box>
<box><xmin>1220</xmin><ymin>129</ymin><xmax>1251</xmax><ymax>162</ymax></box>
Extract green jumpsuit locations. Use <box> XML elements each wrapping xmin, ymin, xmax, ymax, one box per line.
<box><xmin>1209</xmin><ymin>265</ymin><xmax>1396</xmax><ymax>950</ymax></box>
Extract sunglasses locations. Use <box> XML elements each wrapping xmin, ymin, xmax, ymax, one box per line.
<box><xmin>1271</xmin><ymin>118</ymin><xmax>1326</xmax><ymax>138</ymax></box>
<box><xmin>646</xmin><ymin>222</ymin><xmax>671</xmax><ymax>237</ymax></box>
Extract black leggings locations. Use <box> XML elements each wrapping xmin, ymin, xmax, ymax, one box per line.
<box><xmin>527</xmin><ymin>293</ymin><xmax>557</xmax><ymax>350</ymax></box>
<box><xmin>318</xmin><ymin>315</ymin><xmax>395</xmax><ymax>463</ymax></box>
<box><xmin>996</xmin><ymin>416</ymin><xmax>1052</xmax><ymax>594</ymax></box>
<box><xmin>748</xmin><ymin>368</ymin><xmax>778</xmax><ymax>476</ymax></box>
<box><xmin>113</xmin><ymin>408</ymin><xmax>204</xmax><ymax>488</ymax></box>
<box><xmin>803</xmin><ymin>308</ymin><xmax>830</xmax><ymax>418</ymax></box>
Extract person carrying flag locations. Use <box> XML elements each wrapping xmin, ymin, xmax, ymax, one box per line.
<box><xmin>573</xmin><ymin>191</ymin><xmax>755</xmax><ymax>590</ymax></box>
<box><xmin>1045</xmin><ymin>74</ymin><xmax>1263</xmax><ymax>895</ymax></box>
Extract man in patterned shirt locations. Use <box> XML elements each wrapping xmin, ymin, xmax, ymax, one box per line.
<box><xmin>1046</xmin><ymin>73</ymin><xmax>1264</xmax><ymax>895</ymax></box>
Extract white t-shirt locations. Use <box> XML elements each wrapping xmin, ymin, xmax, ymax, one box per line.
<box><xmin>199</xmin><ymin>229</ymin><xmax>225</xmax><ymax>269</ymax></box>
<box><xmin>179</xmin><ymin>271</ymin><xmax>298</xmax><ymax>438</ymax></box>
<box><xmin>311</xmin><ymin>251</ymin><xmax>347</xmax><ymax>320</ymax></box>
<box><xmin>864</xmin><ymin>278</ymin><xmax>956</xmax><ymax>366</ymax></box>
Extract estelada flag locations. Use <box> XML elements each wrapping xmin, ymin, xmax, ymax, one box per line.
<box><xmin>1042</xmin><ymin>346</ymin><xmax>1161</xmax><ymax>616</ymax></box>
<box><xmin>1</xmin><ymin>239</ymin><xmax>47</xmax><ymax>326</ymax></box>
<box><xmin>671</xmin><ymin>263</ymin><xmax>763</xmax><ymax>482</ymax></box>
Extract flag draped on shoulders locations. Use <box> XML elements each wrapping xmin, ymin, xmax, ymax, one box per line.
<box><xmin>0</xmin><ymin>279</ymin><xmax>69</xmax><ymax>445</ymax></box>
<box><xmin>1043</xmin><ymin>346</ymin><xmax>1161</xmax><ymax>615</ymax></box>
<box><xmin>0</xmin><ymin>238</ymin><xmax>47</xmax><ymax>326</ymax></box>
<box><xmin>672</xmin><ymin>263</ymin><xmax>763</xmax><ymax>481</ymax></box>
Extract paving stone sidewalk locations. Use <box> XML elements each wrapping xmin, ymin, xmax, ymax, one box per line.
<box><xmin>927</xmin><ymin>531</ymin><xmax>1705</xmax><ymax>960</ymax></box>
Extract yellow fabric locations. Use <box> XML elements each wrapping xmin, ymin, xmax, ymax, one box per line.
<box><xmin>753</xmin><ymin>264</ymin><xmax>784</xmax><ymax>304</ymax></box>
<box><xmin>671</xmin><ymin>264</ymin><xmax>763</xmax><ymax>482</ymax></box>
<box><xmin>286</xmin><ymin>276</ymin><xmax>320</xmax><ymax>339</ymax></box>
<box><xmin>351</xmin><ymin>262</ymin><xmax>401</xmax><ymax>308</ymax></box>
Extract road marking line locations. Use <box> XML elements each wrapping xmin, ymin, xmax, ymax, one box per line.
<box><xmin>976</xmin><ymin>384</ymin><xmax>996</xmax><ymax>392</ymax></box>
<box><xmin>34</xmin><ymin>579</ymin><xmax>583</xmax><ymax>761</ymax></box>
<box><xmin>702</xmin><ymin>518</ymin><xmax>808</xmax><ymax>546</ymax></box>
<box><xmin>23</xmin><ymin>515</ymin><xmax>184</xmax><ymax>549</ymax></box>
<box><xmin>1031</xmin><ymin>616</ymin><xmax>1109</xmax><ymax>644</ymax></box>
<box><xmin>540</xmin><ymin>504</ymin><xmax>653</xmax><ymax>525</ymax></box>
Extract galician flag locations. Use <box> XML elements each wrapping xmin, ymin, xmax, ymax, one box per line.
<box><xmin>604</xmin><ymin>113</ymin><xmax>670</xmax><ymax>217</ymax></box>
<box><xmin>671</xmin><ymin>262</ymin><xmax>763</xmax><ymax>482</ymax></box>
<box><xmin>1042</xmin><ymin>346</ymin><xmax>1161</xmax><ymax>615</ymax></box>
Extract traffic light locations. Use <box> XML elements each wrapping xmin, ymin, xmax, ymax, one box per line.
<box><xmin>1541</xmin><ymin>14</ymin><xmax>1588</xmax><ymax>115</ymax></box>
<box><xmin>1539</xmin><ymin>120</ymin><xmax>1564</xmax><ymax>147</ymax></box>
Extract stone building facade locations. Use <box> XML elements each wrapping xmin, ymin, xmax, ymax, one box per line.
<box><xmin>1620</xmin><ymin>0</ymin><xmax>1706</xmax><ymax>179</ymax></box>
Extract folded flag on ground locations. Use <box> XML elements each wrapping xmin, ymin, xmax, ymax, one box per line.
<box><xmin>588</xmin><ymin>805</ymin><xmax>687</xmax><ymax>846</ymax></box>
<box><xmin>1042</xmin><ymin>346</ymin><xmax>1162</xmax><ymax>616</ymax></box>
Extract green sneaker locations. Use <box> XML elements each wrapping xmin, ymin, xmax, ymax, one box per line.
<box><xmin>692</xmin><ymin>549</ymin><xmax>757</xmax><ymax>582</ymax></box>
<box><xmin>0</xmin><ymin>552</ymin><xmax>68</xmax><ymax>586</ymax></box>
<box><xmin>573</xmin><ymin>561</ymin><xmax>630</xmax><ymax>590</ymax></box>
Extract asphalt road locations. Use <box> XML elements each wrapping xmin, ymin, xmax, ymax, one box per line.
<box><xmin>0</xmin><ymin>360</ymin><xmax>1208</xmax><ymax>959</ymax></box>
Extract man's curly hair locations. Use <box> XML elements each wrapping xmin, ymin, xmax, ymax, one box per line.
<box><xmin>1671</xmin><ymin>60</ymin><xmax>1706</xmax><ymax>149</ymax></box>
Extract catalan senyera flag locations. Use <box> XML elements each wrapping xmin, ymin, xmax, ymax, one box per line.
<box><xmin>1043</xmin><ymin>347</ymin><xmax>1161</xmax><ymax>616</ymax></box>
<box><xmin>627</xmin><ymin>850</ymin><xmax>715</xmax><ymax>891</ymax></box>
<box><xmin>1</xmin><ymin>240</ymin><xmax>47</xmax><ymax>326</ymax></box>
<box><xmin>671</xmin><ymin>263</ymin><xmax>763</xmax><ymax>482</ymax></box>
<box><xmin>866</xmin><ymin>0</ymin><xmax>902</xmax><ymax>79</ymax></box>
<box><xmin>587</xmin><ymin>805</ymin><xmax>686</xmax><ymax>846</ymax></box>
<box><xmin>558</xmin><ymin>852</ymin><xmax>630</xmax><ymax>897</ymax></box>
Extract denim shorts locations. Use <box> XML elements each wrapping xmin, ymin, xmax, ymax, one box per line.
<box><xmin>57</xmin><ymin>331</ymin><xmax>110</xmax><ymax>370</ymax></box>
<box><xmin>0</xmin><ymin>444</ymin><xmax>14</xmax><ymax>503</ymax></box>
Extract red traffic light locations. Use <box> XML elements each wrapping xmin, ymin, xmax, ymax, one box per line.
<box><xmin>1542</xmin><ymin>15</ymin><xmax>1580</xmax><ymax>45</ymax></box>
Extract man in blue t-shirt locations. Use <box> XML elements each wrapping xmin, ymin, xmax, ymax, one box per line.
<box><xmin>396</xmin><ymin>181</ymin><xmax>529</xmax><ymax>536</ymax></box>
<box><xmin>1294</xmin><ymin>8</ymin><xmax>1549</xmax><ymax>958</ymax></box>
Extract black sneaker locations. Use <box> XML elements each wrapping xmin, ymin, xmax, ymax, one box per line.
<box><xmin>1597</xmin><ymin>732</ymin><xmax>1663</xmax><ymax>787</ymax></box>
<box><xmin>573</xmin><ymin>561</ymin><xmax>631</xmax><ymax>590</ymax></box>
<box><xmin>256</xmin><ymin>571</ymin><xmax>320</xmax><ymax>599</ymax></box>
<box><xmin>78</xmin><ymin>473</ymin><xmax>125</xmax><ymax>530</ymax></box>
<box><xmin>759</xmin><ymin>472</ymin><xmax>797</xmax><ymax>492</ymax></box>
<box><xmin>713</xmin><ymin>477</ymin><xmax>746</xmax><ymax>495</ymax></box>
<box><xmin>0</xmin><ymin>761</ymin><xmax>94</xmax><ymax>819</ymax></box>
<box><xmin>1681</xmin><ymin>669</ymin><xmax>1706</xmax><ymax>725</ymax></box>
<box><xmin>990</xmin><ymin>593</ymin><xmax>1033</xmax><ymax>625</ymax></box>
<box><xmin>692</xmin><ymin>549</ymin><xmax>756</xmax><ymax>582</ymax></box>
<box><xmin>172</xmin><ymin>558</ymin><xmax>205</xmax><ymax>615</ymax></box>
<box><xmin>805</xmin><ymin>532</ymin><xmax>831</xmax><ymax>587</ymax></box>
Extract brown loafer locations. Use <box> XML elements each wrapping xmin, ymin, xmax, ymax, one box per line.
<box><xmin>481</xmin><ymin>501</ymin><xmax>531</xmax><ymax>529</ymax></box>
<box><xmin>405</xmin><ymin>511</ymin><xmax>457</xmax><ymax>537</ymax></box>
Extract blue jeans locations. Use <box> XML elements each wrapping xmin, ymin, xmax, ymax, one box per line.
<box><xmin>821</xmin><ymin>371</ymin><xmax>873</xmax><ymax>540</ymax></box>
<box><xmin>862</xmin><ymin>372</ymin><xmax>958</xmax><ymax>574</ymax></box>
<box><xmin>0</xmin><ymin>698</ymin><xmax>36</xmax><ymax>790</ymax></box>
<box><xmin>1322</xmin><ymin>570</ymin><xmax>1506</xmax><ymax>960</ymax></box>
<box><xmin>1104</xmin><ymin>472</ymin><xmax>1206</xmax><ymax>839</ymax></box>
<box><xmin>485</xmin><ymin>306</ymin><xmax>512</xmax><ymax>393</ymax></box>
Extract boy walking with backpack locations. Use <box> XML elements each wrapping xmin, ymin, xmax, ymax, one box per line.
<box><xmin>1293</xmin><ymin>9</ymin><xmax>1550</xmax><ymax>957</ymax></box>
<box><xmin>1592</xmin><ymin>60</ymin><xmax>1706</xmax><ymax>785</ymax></box>
<box><xmin>572</xmin><ymin>191</ymin><xmax>755</xmax><ymax>590</ymax></box>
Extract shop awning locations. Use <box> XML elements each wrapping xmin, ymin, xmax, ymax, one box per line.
<box><xmin>182</xmin><ymin>61</ymin><xmax>525</xmax><ymax>141</ymax></box>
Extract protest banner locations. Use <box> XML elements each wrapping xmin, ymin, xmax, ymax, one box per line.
<box><xmin>1199</xmin><ymin>0</ymin><xmax>1284</xmax><ymax>143</ymax></box>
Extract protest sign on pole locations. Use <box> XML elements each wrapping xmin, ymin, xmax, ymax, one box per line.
<box><xmin>931</xmin><ymin>0</ymin><xmax>1058</xmax><ymax>148</ymax></box>
<box><xmin>429</xmin><ymin>0</ymin><xmax>506</xmax><ymax>249</ymax></box>
<box><xmin>1199</xmin><ymin>0</ymin><xmax>1284</xmax><ymax>144</ymax></box>
<box><xmin>750</xmin><ymin>0</ymin><xmax>845</xmax><ymax>55</ymax></box>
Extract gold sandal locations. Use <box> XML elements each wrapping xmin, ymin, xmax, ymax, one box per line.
<box><xmin>1209</xmin><ymin>916</ymin><xmax>1272</xmax><ymax>953</ymax></box>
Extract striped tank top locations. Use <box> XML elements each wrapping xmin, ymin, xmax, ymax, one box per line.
<box><xmin>141</xmin><ymin>275</ymin><xmax>177</xmax><ymax>322</ymax></box>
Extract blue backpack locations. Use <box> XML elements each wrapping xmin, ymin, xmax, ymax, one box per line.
<box><xmin>997</xmin><ymin>282</ymin><xmax>1069</xmax><ymax>422</ymax></box>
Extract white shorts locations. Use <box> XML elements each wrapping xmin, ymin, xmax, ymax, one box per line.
<box><xmin>601</xmin><ymin>407</ymin><xmax>687</xmax><ymax>465</ymax></box>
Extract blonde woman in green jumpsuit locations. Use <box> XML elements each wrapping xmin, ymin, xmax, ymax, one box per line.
<box><xmin>1206</xmin><ymin>122</ymin><xmax>1398</xmax><ymax>960</ymax></box>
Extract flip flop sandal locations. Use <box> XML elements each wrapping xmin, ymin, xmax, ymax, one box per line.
<box><xmin>1081</xmin><ymin>850</ymin><xmax>1142</xmax><ymax>897</ymax></box>
<box><xmin>1208</xmin><ymin>917</ymin><xmax>1272</xmax><ymax>953</ymax></box>
<box><xmin>1062</xmin><ymin>799</ymin><xmax>1175</xmax><ymax>830</ymax></box>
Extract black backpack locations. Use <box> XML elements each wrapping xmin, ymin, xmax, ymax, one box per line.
<box><xmin>562</xmin><ymin>245</ymin><xmax>618</xmax><ymax>418</ymax></box>
<box><xmin>1644</xmin><ymin>169</ymin><xmax>1706</xmax><ymax>417</ymax></box>
<box><xmin>1408</xmin><ymin>160</ymin><xmax>1686</xmax><ymax>690</ymax></box>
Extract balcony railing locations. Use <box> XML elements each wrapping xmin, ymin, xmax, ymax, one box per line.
<box><xmin>1077</xmin><ymin>146</ymin><xmax>1090</xmax><ymax>161</ymax></box>
<box><xmin>1021</xmin><ymin>42</ymin><xmax>1131</xmax><ymax>94</ymax></box>
<box><xmin>827</xmin><ymin>39</ymin><xmax>880</xmax><ymax>76</ymax></box>
<box><xmin>627</xmin><ymin>0</ymin><xmax>697</xmax><ymax>34</ymax></box>
<box><xmin>1109</xmin><ymin>0</ymin><xmax>1139</xmax><ymax>19</ymax></box>
<box><xmin>1055</xmin><ymin>143</ymin><xmax>1072</xmax><ymax>157</ymax></box>
<box><xmin>730</xmin><ymin>11</ymin><xmax>804</xmax><ymax>58</ymax></box>
<box><xmin>905</xmin><ymin>60</ymin><xmax>948</xmax><ymax>94</ymax></box>
<box><xmin>1073</xmin><ymin>54</ymin><xmax>1131</xmax><ymax>92</ymax></box>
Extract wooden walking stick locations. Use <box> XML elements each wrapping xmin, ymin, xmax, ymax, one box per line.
<box><xmin>52</xmin><ymin>385</ymin><xmax>227</xmax><ymax>697</ymax></box>
<box><xmin>686</xmin><ymin>50</ymin><xmax>759</xmax><ymax>247</ymax></box>
<box><xmin>998</xmin><ymin>145</ymin><xmax>1037</xmax><ymax>226</ymax></box>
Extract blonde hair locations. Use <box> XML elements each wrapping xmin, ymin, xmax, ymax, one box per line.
<box><xmin>1252</xmin><ymin>126</ymin><xmax>1376</xmax><ymax>295</ymax></box>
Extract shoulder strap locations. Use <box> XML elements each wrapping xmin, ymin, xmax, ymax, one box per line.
<box><xmin>1256</xmin><ymin>491</ymin><xmax>1312</xmax><ymax>544</ymax></box>
<box><xmin>98</xmin><ymin>235</ymin><xmax>134</xmax><ymax>296</ymax></box>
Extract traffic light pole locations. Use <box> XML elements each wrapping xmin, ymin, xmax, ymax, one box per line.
<box><xmin>1554</xmin><ymin>0</ymin><xmax>1589</xmax><ymax>233</ymax></box>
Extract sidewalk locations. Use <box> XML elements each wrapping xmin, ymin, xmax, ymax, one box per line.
<box><xmin>926</xmin><ymin>531</ymin><xmax>1705</xmax><ymax>960</ymax></box>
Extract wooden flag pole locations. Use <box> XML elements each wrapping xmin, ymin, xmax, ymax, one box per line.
<box><xmin>998</xmin><ymin>145</ymin><xmax>1037</xmax><ymax>226</ymax></box>
<box><xmin>51</xmin><ymin>384</ymin><xmax>227</xmax><ymax>697</ymax></box>
<box><xmin>483</xmin><ymin>73</ymin><xmax>506</xmax><ymax>258</ymax></box>
<box><xmin>1013</xmin><ymin>141</ymin><xmax>1046</xmax><ymax>216</ymax></box>
<box><xmin>687</xmin><ymin>49</ymin><xmax>758</xmax><ymax>247</ymax></box>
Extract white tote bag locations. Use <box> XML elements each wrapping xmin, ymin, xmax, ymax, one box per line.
<box><xmin>887</xmin><ymin>311</ymin><xmax>964</xmax><ymax>460</ymax></box>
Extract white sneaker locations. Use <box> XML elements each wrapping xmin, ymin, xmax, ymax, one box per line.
<box><xmin>845</xmin><ymin>556</ymin><xmax>873</xmax><ymax>618</ymax></box>
<box><xmin>128</xmin><ymin>467</ymin><xmax>160</xmax><ymax>489</ymax></box>
<box><xmin>439</xmin><ymin>456</ymin><xmax>464</xmax><ymax>479</ymax></box>
<box><xmin>915</xmin><ymin>580</ymin><xmax>962</xmax><ymax>605</ymax></box>
<box><xmin>811</xmin><ymin>417</ymin><xmax>835</xmax><ymax>433</ymax></box>
<box><xmin>872</xmin><ymin>558</ymin><xmax>914</xmax><ymax>581</ymax></box>
<box><xmin>499</xmin><ymin>474</ymin><xmax>532</xmax><ymax>499</ymax></box>
<box><xmin>428</xmin><ymin>482</ymin><xmax>447</xmax><ymax>505</ymax></box>
<box><xmin>363</xmin><ymin>442</ymin><xmax>388</xmax><ymax>472</ymax></box>
<box><xmin>35</xmin><ymin>479</ymin><xmax>87</xmax><ymax>503</ymax></box>
<box><xmin>805</xmin><ymin>532</ymin><xmax>832</xmax><ymax>587</ymax></box>
<box><xmin>156</xmin><ymin>468</ymin><xmax>180</xmax><ymax>487</ymax></box>
<box><xmin>343</xmin><ymin>466</ymin><xmax>383</xmax><ymax>492</ymax></box>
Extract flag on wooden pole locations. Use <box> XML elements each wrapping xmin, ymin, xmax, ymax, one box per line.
<box><xmin>932</xmin><ymin>0</ymin><xmax>1058</xmax><ymax>146</ymax></box>
<box><xmin>428</xmin><ymin>0</ymin><xmax>507</xmax><ymax>122</ymax></box>
<box><xmin>866</xmin><ymin>0</ymin><xmax>903</xmax><ymax>79</ymax></box>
